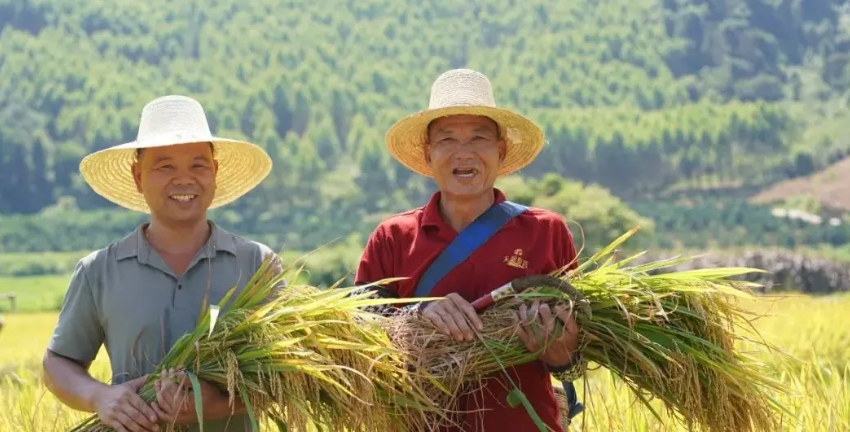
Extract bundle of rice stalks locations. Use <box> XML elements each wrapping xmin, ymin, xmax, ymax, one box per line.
<box><xmin>386</xmin><ymin>228</ymin><xmax>789</xmax><ymax>432</ymax></box>
<box><xmin>68</xmin><ymin>258</ymin><xmax>445</xmax><ymax>432</ymax></box>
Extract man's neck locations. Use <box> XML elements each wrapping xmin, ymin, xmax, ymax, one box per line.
<box><xmin>145</xmin><ymin>217</ymin><xmax>211</xmax><ymax>256</ymax></box>
<box><xmin>439</xmin><ymin>189</ymin><xmax>496</xmax><ymax>233</ymax></box>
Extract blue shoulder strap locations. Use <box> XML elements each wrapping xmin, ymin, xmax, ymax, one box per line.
<box><xmin>413</xmin><ymin>200</ymin><xmax>527</xmax><ymax>298</ymax></box>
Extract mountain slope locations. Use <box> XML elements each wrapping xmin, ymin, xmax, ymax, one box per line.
<box><xmin>0</xmin><ymin>0</ymin><xmax>848</xmax><ymax>252</ymax></box>
<box><xmin>751</xmin><ymin>155</ymin><xmax>850</xmax><ymax>212</ymax></box>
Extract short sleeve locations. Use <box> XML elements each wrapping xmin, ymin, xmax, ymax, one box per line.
<box><xmin>354</xmin><ymin>224</ymin><xmax>397</xmax><ymax>293</ymax></box>
<box><xmin>47</xmin><ymin>261</ymin><xmax>104</xmax><ymax>363</ymax></box>
<box><xmin>554</xmin><ymin>218</ymin><xmax>579</xmax><ymax>273</ymax></box>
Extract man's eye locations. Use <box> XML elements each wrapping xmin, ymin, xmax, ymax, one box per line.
<box><xmin>157</xmin><ymin>165</ymin><xmax>174</xmax><ymax>170</ymax></box>
<box><xmin>193</xmin><ymin>164</ymin><xmax>208</xmax><ymax>169</ymax></box>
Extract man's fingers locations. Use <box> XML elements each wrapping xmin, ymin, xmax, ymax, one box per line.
<box><xmin>126</xmin><ymin>375</ymin><xmax>149</xmax><ymax>391</ymax></box>
<box><xmin>512</xmin><ymin>312</ymin><xmax>536</xmax><ymax>351</ymax></box>
<box><xmin>436</xmin><ymin>307</ymin><xmax>467</xmax><ymax>342</ymax></box>
<box><xmin>529</xmin><ymin>301</ymin><xmax>540</xmax><ymax>322</ymax></box>
<box><xmin>113</xmin><ymin>410</ymin><xmax>147</xmax><ymax>432</ymax></box>
<box><xmin>127</xmin><ymin>394</ymin><xmax>158</xmax><ymax>425</ymax></box>
<box><xmin>175</xmin><ymin>370</ymin><xmax>191</xmax><ymax>388</ymax></box>
<box><xmin>424</xmin><ymin>309</ymin><xmax>452</xmax><ymax>338</ymax></box>
<box><xmin>519</xmin><ymin>303</ymin><xmax>529</xmax><ymax>324</ymax></box>
<box><xmin>539</xmin><ymin>303</ymin><xmax>554</xmax><ymax>332</ymax></box>
<box><xmin>555</xmin><ymin>306</ymin><xmax>578</xmax><ymax>335</ymax></box>
<box><xmin>152</xmin><ymin>402</ymin><xmax>172</xmax><ymax>424</ymax></box>
<box><xmin>165</xmin><ymin>370</ymin><xmax>188</xmax><ymax>413</ymax></box>
<box><xmin>539</xmin><ymin>303</ymin><xmax>555</xmax><ymax>347</ymax></box>
<box><xmin>520</xmin><ymin>302</ymin><xmax>552</xmax><ymax>352</ymax></box>
<box><xmin>444</xmin><ymin>303</ymin><xmax>475</xmax><ymax>341</ymax></box>
<box><xmin>512</xmin><ymin>312</ymin><xmax>528</xmax><ymax>343</ymax></box>
<box><xmin>157</xmin><ymin>374</ymin><xmax>179</xmax><ymax>414</ymax></box>
<box><xmin>123</xmin><ymin>404</ymin><xmax>157</xmax><ymax>432</ymax></box>
<box><xmin>553</xmin><ymin>306</ymin><xmax>580</xmax><ymax>354</ymax></box>
<box><xmin>106</xmin><ymin>418</ymin><xmax>131</xmax><ymax>432</ymax></box>
<box><xmin>448</xmin><ymin>294</ymin><xmax>483</xmax><ymax>332</ymax></box>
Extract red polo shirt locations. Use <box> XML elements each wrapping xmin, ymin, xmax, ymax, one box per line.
<box><xmin>355</xmin><ymin>189</ymin><xmax>578</xmax><ymax>432</ymax></box>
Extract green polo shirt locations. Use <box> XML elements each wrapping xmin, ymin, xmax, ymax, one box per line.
<box><xmin>48</xmin><ymin>221</ymin><xmax>281</xmax><ymax>432</ymax></box>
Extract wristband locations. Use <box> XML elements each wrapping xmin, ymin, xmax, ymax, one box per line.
<box><xmin>548</xmin><ymin>351</ymin><xmax>587</xmax><ymax>382</ymax></box>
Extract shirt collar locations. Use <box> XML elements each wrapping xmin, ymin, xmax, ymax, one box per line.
<box><xmin>421</xmin><ymin>188</ymin><xmax>508</xmax><ymax>229</ymax></box>
<box><xmin>116</xmin><ymin>220</ymin><xmax>237</xmax><ymax>261</ymax></box>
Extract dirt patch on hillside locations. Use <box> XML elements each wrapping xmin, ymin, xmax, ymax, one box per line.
<box><xmin>751</xmin><ymin>157</ymin><xmax>850</xmax><ymax>212</ymax></box>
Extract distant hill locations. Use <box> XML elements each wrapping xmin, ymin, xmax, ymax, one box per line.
<box><xmin>1</xmin><ymin>0</ymin><xmax>849</xmax><ymax>253</ymax></box>
<box><xmin>751</xmin><ymin>155</ymin><xmax>850</xmax><ymax>213</ymax></box>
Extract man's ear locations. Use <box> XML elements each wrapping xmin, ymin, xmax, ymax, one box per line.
<box><xmin>498</xmin><ymin>139</ymin><xmax>507</xmax><ymax>163</ymax></box>
<box><xmin>132</xmin><ymin>162</ymin><xmax>143</xmax><ymax>194</ymax></box>
<box><xmin>424</xmin><ymin>143</ymin><xmax>432</xmax><ymax>165</ymax></box>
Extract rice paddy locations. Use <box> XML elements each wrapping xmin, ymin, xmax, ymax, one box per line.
<box><xmin>2</xmin><ymin>292</ymin><xmax>848</xmax><ymax>431</ymax></box>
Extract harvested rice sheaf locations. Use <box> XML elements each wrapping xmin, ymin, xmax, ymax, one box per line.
<box><xmin>67</xmin><ymin>259</ymin><xmax>446</xmax><ymax>432</ymax></box>
<box><xmin>386</xmin><ymin>228</ymin><xmax>789</xmax><ymax>432</ymax></box>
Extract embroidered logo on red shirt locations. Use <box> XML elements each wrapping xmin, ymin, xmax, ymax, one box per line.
<box><xmin>504</xmin><ymin>248</ymin><xmax>529</xmax><ymax>269</ymax></box>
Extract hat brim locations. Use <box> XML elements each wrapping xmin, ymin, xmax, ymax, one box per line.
<box><xmin>79</xmin><ymin>138</ymin><xmax>272</xmax><ymax>213</ymax></box>
<box><xmin>385</xmin><ymin>105</ymin><xmax>544</xmax><ymax>178</ymax></box>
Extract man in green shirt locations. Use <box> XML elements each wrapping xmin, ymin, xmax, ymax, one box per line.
<box><xmin>42</xmin><ymin>95</ymin><xmax>278</xmax><ymax>432</ymax></box>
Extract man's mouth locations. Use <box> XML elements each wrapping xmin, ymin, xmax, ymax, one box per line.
<box><xmin>170</xmin><ymin>194</ymin><xmax>198</xmax><ymax>203</ymax></box>
<box><xmin>452</xmin><ymin>168</ymin><xmax>478</xmax><ymax>179</ymax></box>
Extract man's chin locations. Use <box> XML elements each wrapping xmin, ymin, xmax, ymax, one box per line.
<box><xmin>151</xmin><ymin>206</ymin><xmax>209</xmax><ymax>225</ymax></box>
<box><xmin>442</xmin><ymin>183</ymin><xmax>491</xmax><ymax>198</ymax></box>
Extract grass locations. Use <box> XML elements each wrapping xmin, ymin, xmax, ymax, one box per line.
<box><xmin>0</xmin><ymin>251</ymin><xmax>90</xmax><ymax>277</ymax></box>
<box><xmin>0</xmin><ymin>275</ymin><xmax>74</xmax><ymax>313</ymax></box>
<box><xmin>0</xmin><ymin>313</ymin><xmax>111</xmax><ymax>432</ymax></box>
<box><xmin>1</xmin><ymin>293</ymin><xmax>849</xmax><ymax>431</ymax></box>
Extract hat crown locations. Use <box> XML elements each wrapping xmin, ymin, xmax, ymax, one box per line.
<box><xmin>428</xmin><ymin>69</ymin><xmax>497</xmax><ymax>110</ymax></box>
<box><xmin>137</xmin><ymin>95</ymin><xmax>213</xmax><ymax>144</ymax></box>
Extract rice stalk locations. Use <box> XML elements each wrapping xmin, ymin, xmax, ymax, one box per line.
<box><xmin>67</xmin><ymin>257</ymin><xmax>447</xmax><ymax>432</ymax></box>
<box><xmin>386</xmin><ymin>228</ymin><xmax>790</xmax><ymax>432</ymax></box>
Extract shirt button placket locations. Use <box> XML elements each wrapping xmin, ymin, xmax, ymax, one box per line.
<box><xmin>174</xmin><ymin>277</ymin><xmax>184</xmax><ymax>308</ymax></box>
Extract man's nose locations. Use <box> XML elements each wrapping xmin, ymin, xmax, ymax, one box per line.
<box><xmin>172</xmin><ymin>170</ymin><xmax>196</xmax><ymax>185</ymax></box>
<box><xmin>452</xmin><ymin>141</ymin><xmax>476</xmax><ymax>157</ymax></box>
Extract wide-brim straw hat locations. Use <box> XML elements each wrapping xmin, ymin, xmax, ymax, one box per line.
<box><xmin>79</xmin><ymin>95</ymin><xmax>272</xmax><ymax>213</ymax></box>
<box><xmin>385</xmin><ymin>68</ymin><xmax>544</xmax><ymax>178</ymax></box>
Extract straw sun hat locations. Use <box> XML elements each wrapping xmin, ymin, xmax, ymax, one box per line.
<box><xmin>385</xmin><ymin>68</ymin><xmax>544</xmax><ymax>178</ymax></box>
<box><xmin>79</xmin><ymin>95</ymin><xmax>272</xmax><ymax>213</ymax></box>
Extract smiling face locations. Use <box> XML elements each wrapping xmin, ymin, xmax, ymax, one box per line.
<box><xmin>425</xmin><ymin>114</ymin><xmax>506</xmax><ymax>199</ymax></box>
<box><xmin>132</xmin><ymin>142</ymin><xmax>218</xmax><ymax>225</ymax></box>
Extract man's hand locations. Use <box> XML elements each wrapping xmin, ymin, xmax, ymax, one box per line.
<box><xmin>92</xmin><ymin>375</ymin><xmax>159</xmax><ymax>432</ymax></box>
<box><xmin>513</xmin><ymin>301</ymin><xmax>579</xmax><ymax>367</ymax></box>
<box><xmin>152</xmin><ymin>369</ymin><xmax>234</xmax><ymax>425</ymax></box>
<box><xmin>422</xmin><ymin>293</ymin><xmax>484</xmax><ymax>342</ymax></box>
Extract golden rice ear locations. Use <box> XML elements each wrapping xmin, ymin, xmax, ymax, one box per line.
<box><xmin>386</xmin><ymin>233</ymin><xmax>785</xmax><ymax>432</ymax></box>
<box><xmin>69</xmin><ymin>261</ymin><xmax>446</xmax><ymax>432</ymax></box>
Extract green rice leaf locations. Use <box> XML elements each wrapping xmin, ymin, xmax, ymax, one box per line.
<box><xmin>506</xmin><ymin>388</ymin><xmax>522</xmax><ymax>408</ymax></box>
<box><xmin>185</xmin><ymin>370</ymin><xmax>205</xmax><ymax>432</ymax></box>
<box><xmin>505</xmin><ymin>388</ymin><xmax>547</xmax><ymax>431</ymax></box>
<box><xmin>238</xmin><ymin>382</ymin><xmax>261</xmax><ymax>432</ymax></box>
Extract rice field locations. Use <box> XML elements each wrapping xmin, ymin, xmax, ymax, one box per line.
<box><xmin>0</xmin><ymin>275</ymin><xmax>72</xmax><ymax>313</ymax></box>
<box><xmin>1</xmin><ymin>294</ymin><xmax>849</xmax><ymax>431</ymax></box>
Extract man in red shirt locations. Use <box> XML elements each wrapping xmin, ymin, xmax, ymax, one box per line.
<box><xmin>355</xmin><ymin>69</ymin><xmax>586</xmax><ymax>431</ymax></box>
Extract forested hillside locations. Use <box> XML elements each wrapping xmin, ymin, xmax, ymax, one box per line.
<box><xmin>1</xmin><ymin>0</ymin><xmax>849</xmax><ymax>254</ymax></box>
